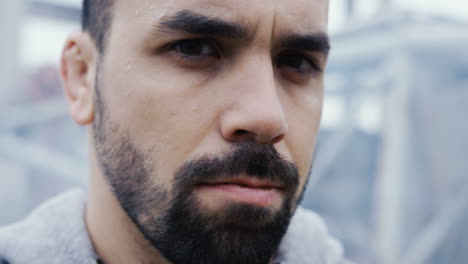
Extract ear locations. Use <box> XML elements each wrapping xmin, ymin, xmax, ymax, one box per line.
<box><xmin>60</xmin><ymin>32</ymin><xmax>98</xmax><ymax>126</ymax></box>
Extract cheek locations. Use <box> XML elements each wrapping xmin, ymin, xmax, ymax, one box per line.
<box><xmin>291</xmin><ymin>114</ymin><xmax>320</xmax><ymax>180</ymax></box>
<box><xmin>285</xmin><ymin>90</ymin><xmax>323</xmax><ymax>186</ymax></box>
<box><xmin>99</xmin><ymin>61</ymin><xmax>222</xmax><ymax>182</ymax></box>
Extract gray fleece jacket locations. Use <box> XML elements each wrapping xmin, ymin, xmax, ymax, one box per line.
<box><xmin>0</xmin><ymin>189</ymin><xmax>350</xmax><ymax>264</ymax></box>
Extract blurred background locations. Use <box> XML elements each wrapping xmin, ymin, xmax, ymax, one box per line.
<box><xmin>0</xmin><ymin>0</ymin><xmax>467</xmax><ymax>263</ymax></box>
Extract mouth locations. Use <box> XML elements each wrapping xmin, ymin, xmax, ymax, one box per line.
<box><xmin>195</xmin><ymin>177</ymin><xmax>284</xmax><ymax>207</ymax></box>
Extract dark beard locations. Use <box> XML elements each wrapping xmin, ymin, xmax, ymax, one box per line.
<box><xmin>145</xmin><ymin>144</ymin><xmax>298</xmax><ymax>264</ymax></box>
<box><xmin>93</xmin><ymin>84</ymin><xmax>301</xmax><ymax>264</ymax></box>
<box><xmin>154</xmin><ymin>200</ymin><xmax>292</xmax><ymax>264</ymax></box>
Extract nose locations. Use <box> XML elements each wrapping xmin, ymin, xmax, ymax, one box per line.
<box><xmin>220</xmin><ymin>60</ymin><xmax>288</xmax><ymax>145</ymax></box>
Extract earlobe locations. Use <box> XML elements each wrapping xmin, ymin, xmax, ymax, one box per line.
<box><xmin>60</xmin><ymin>33</ymin><xmax>97</xmax><ymax>126</ymax></box>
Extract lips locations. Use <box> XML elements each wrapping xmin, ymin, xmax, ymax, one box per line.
<box><xmin>196</xmin><ymin>176</ymin><xmax>284</xmax><ymax>207</ymax></box>
<box><xmin>204</xmin><ymin>177</ymin><xmax>283</xmax><ymax>189</ymax></box>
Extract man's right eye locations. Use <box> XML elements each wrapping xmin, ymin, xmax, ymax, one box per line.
<box><xmin>172</xmin><ymin>38</ymin><xmax>219</xmax><ymax>59</ymax></box>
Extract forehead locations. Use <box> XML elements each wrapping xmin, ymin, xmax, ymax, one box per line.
<box><xmin>112</xmin><ymin>0</ymin><xmax>329</xmax><ymax>35</ymax></box>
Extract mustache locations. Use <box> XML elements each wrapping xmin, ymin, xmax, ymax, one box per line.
<box><xmin>174</xmin><ymin>143</ymin><xmax>299</xmax><ymax>193</ymax></box>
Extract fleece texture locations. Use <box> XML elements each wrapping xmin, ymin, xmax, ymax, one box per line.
<box><xmin>0</xmin><ymin>189</ymin><xmax>350</xmax><ymax>264</ymax></box>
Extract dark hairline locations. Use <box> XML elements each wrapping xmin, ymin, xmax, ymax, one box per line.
<box><xmin>81</xmin><ymin>0</ymin><xmax>114</xmax><ymax>53</ymax></box>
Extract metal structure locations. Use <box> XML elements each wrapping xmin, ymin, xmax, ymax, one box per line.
<box><xmin>0</xmin><ymin>0</ymin><xmax>25</xmax><ymax>105</ymax></box>
<box><xmin>0</xmin><ymin>0</ymin><xmax>85</xmax><ymax>226</ymax></box>
<box><xmin>303</xmin><ymin>10</ymin><xmax>468</xmax><ymax>264</ymax></box>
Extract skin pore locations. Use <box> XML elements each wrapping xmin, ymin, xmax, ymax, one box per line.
<box><xmin>61</xmin><ymin>0</ymin><xmax>329</xmax><ymax>263</ymax></box>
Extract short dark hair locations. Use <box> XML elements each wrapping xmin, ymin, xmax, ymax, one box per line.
<box><xmin>81</xmin><ymin>0</ymin><xmax>114</xmax><ymax>53</ymax></box>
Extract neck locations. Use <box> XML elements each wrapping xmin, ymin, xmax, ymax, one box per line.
<box><xmin>85</xmin><ymin>155</ymin><xmax>170</xmax><ymax>264</ymax></box>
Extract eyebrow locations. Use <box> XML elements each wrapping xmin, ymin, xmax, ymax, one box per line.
<box><xmin>279</xmin><ymin>34</ymin><xmax>331</xmax><ymax>55</ymax></box>
<box><xmin>157</xmin><ymin>10</ymin><xmax>248</xmax><ymax>39</ymax></box>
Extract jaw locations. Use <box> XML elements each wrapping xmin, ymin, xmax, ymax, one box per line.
<box><xmin>85</xmin><ymin>140</ymin><xmax>171</xmax><ymax>264</ymax></box>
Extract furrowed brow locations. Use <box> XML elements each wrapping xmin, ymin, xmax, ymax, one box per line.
<box><xmin>157</xmin><ymin>10</ymin><xmax>248</xmax><ymax>39</ymax></box>
<box><xmin>280</xmin><ymin>33</ymin><xmax>331</xmax><ymax>55</ymax></box>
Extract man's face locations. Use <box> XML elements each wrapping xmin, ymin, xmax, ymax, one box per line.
<box><xmin>93</xmin><ymin>0</ymin><xmax>329</xmax><ymax>263</ymax></box>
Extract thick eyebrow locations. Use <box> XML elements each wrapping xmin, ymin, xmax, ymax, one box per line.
<box><xmin>157</xmin><ymin>10</ymin><xmax>248</xmax><ymax>39</ymax></box>
<box><xmin>279</xmin><ymin>34</ymin><xmax>331</xmax><ymax>55</ymax></box>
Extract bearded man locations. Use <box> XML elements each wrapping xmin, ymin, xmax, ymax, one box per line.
<box><xmin>0</xmin><ymin>0</ymin><xmax>350</xmax><ymax>263</ymax></box>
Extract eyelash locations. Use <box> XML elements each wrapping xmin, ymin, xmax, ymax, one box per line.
<box><xmin>167</xmin><ymin>38</ymin><xmax>322</xmax><ymax>75</ymax></box>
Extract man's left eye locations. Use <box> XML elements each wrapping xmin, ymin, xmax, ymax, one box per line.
<box><xmin>173</xmin><ymin>38</ymin><xmax>218</xmax><ymax>58</ymax></box>
<box><xmin>276</xmin><ymin>53</ymin><xmax>321</xmax><ymax>75</ymax></box>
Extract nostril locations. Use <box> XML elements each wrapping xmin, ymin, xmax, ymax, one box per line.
<box><xmin>234</xmin><ymin>129</ymin><xmax>250</xmax><ymax>137</ymax></box>
<box><xmin>271</xmin><ymin>134</ymin><xmax>285</xmax><ymax>144</ymax></box>
<box><xmin>232</xmin><ymin>129</ymin><xmax>257</xmax><ymax>142</ymax></box>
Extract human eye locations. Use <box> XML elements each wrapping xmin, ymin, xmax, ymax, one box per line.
<box><xmin>169</xmin><ymin>38</ymin><xmax>220</xmax><ymax>64</ymax></box>
<box><xmin>276</xmin><ymin>52</ymin><xmax>323</xmax><ymax>82</ymax></box>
